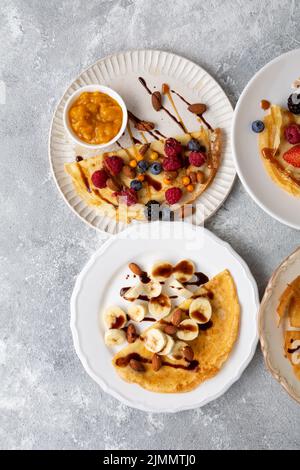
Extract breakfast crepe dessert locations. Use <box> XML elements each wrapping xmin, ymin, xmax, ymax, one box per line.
<box><xmin>65</xmin><ymin>128</ymin><xmax>221</xmax><ymax>223</ymax></box>
<box><xmin>112</xmin><ymin>270</ymin><xmax>239</xmax><ymax>393</ymax></box>
<box><xmin>284</xmin><ymin>331</ymin><xmax>300</xmax><ymax>380</ymax></box>
<box><xmin>277</xmin><ymin>275</ymin><xmax>300</xmax><ymax>327</ymax></box>
<box><xmin>258</xmin><ymin>104</ymin><xmax>300</xmax><ymax>197</ymax></box>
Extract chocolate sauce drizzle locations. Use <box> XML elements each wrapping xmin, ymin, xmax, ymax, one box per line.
<box><xmin>138</xmin><ymin>77</ymin><xmax>186</xmax><ymax>132</ymax></box>
<box><xmin>171</xmin><ymin>89</ymin><xmax>213</xmax><ymax>131</ymax></box>
<box><xmin>127</xmin><ymin>110</ymin><xmax>159</xmax><ymax>141</ymax></box>
<box><xmin>116</xmin><ymin>352</ymin><xmax>199</xmax><ymax>371</ymax></box>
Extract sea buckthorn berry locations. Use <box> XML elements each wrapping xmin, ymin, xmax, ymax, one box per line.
<box><xmin>150</xmin><ymin>151</ymin><xmax>158</xmax><ymax>160</ymax></box>
<box><xmin>182</xmin><ymin>176</ymin><xmax>191</xmax><ymax>186</ymax></box>
<box><xmin>163</xmin><ymin>177</ymin><xmax>172</xmax><ymax>185</ymax></box>
<box><xmin>129</xmin><ymin>159</ymin><xmax>137</xmax><ymax>168</ymax></box>
<box><xmin>186</xmin><ymin>184</ymin><xmax>194</xmax><ymax>192</ymax></box>
<box><xmin>137</xmin><ymin>174</ymin><xmax>145</xmax><ymax>182</ymax></box>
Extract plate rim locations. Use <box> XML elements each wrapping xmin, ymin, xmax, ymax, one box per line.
<box><xmin>70</xmin><ymin>221</ymin><xmax>259</xmax><ymax>412</ymax></box>
<box><xmin>49</xmin><ymin>48</ymin><xmax>236</xmax><ymax>234</ymax></box>
<box><xmin>232</xmin><ymin>48</ymin><xmax>300</xmax><ymax>230</ymax></box>
<box><xmin>259</xmin><ymin>245</ymin><xmax>300</xmax><ymax>404</ymax></box>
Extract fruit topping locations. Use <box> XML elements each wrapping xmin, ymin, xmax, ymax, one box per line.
<box><xmin>144</xmin><ymin>200</ymin><xmax>160</xmax><ymax>221</ymax></box>
<box><xmin>189</xmin><ymin>297</ymin><xmax>212</xmax><ymax>324</ymax></box>
<box><xmin>137</xmin><ymin>160</ymin><xmax>149</xmax><ymax>173</ymax></box>
<box><xmin>137</xmin><ymin>175</ymin><xmax>145</xmax><ymax>182</ymax></box>
<box><xmin>283</xmin><ymin>144</ymin><xmax>300</xmax><ymax>168</ymax></box>
<box><xmin>284</xmin><ymin>124</ymin><xmax>300</xmax><ymax>145</ymax></box>
<box><xmin>288</xmin><ymin>93</ymin><xmax>300</xmax><ymax>115</ymax></box>
<box><xmin>182</xmin><ymin>176</ymin><xmax>191</xmax><ymax>186</ymax></box>
<box><xmin>187</xmin><ymin>138</ymin><xmax>205</xmax><ymax>152</ymax></box>
<box><xmin>162</xmin><ymin>156</ymin><xmax>182</xmax><ymax>171</ymax></box>
<box><xmin>186</xmin><ymin>184</ymin><xmax>194</xmax><ymax>192</ymax></box>
<box><xmin>91</xmin><ymin>169</ymin><xmax>108</xmax><ymax>188</ymax></box>
<box><xmin>150</xmin><ymin>151</ymin><xmax>159</xmax><ymax>161</ymax></box>
<box><xmin>115</xmin><ymin>188</ymin><xmax>138</xmax><ymax>206</ymax></box>
<box><xmin>165</xmin><ymin>187</ymin><xmax>182</xmax><ymax>205</ymax></box>
<box><xmin>129</xmin><ymin>159</ymin><xmax>137</xmax><ymax>168</ymax></box>
<box><xmin>150</xmin><ymin>162</ymin><xmax>162</xmax><ymax>175</ymax></box>
<box><xmin>104</xmin><ymin>155</ymin><xmax>124</xmax><ymax>176</ymax></box>
<box><xmin>103</xmin><ymin>306</ymin><xmax>127</xmax><ymax>329</ymax></box>
<box><xmin>130</xmin><ymin>180</ymin><xmax>143</xmax><ymax>191</ymax></box>
<box><xmin>164</xmin><ymin>138</ymin><xmax>183</xmax><ymax>158</ymax></box>
<box><xmin>189</xmin><ymin>151</ymin><xmax>206</xmax><ymax>167</ymax></box>
<box><xmin>104</xmin><ymin>329</ymin><xmax>126</xmax><ymax>346</ymax></box>
<box><xmin>251</xmin><ymin>120</ymin><xmax>265</xmax><ymax>133</ymax></box>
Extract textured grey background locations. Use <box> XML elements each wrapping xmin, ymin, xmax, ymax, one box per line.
<box><xmin>1</xmin><ymin>0</ymin><xmax>300</xmax><ymax>450</ymax></box>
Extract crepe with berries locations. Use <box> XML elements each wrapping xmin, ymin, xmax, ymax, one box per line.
<box><xmin>64</xmin><ymin>128</ymin><xmax>222</xmax><ymax>223</ymax></box>
<box><xmin>112</xmin><ymin>270</ymin><xmax>239</xmax><ymax>393</ymax></box>
<box><xmin>259</xmin><ymin>105</ymin><xmax>300</xmax><ymax>197</ymax></box>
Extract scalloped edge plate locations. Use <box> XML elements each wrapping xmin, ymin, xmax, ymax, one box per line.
<box><xmin>259</xmin><ymin>246</ymin><xmax>300</xmax><ymax>404</ymax></box>
<box><xmin>49</xmin><ymin>49</ymin><xmax>235</xmax><ymax>234</ymax></box>
<box><xmin>70</xmin><ymin>222</ymin><xmax>259</xmax><ymax>412</ymax></box>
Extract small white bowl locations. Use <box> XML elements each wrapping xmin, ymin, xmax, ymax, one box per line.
<box><xmin>63</xmin><ymin>84</ymin><xmax>128</xmax><ymax>150</ymax></box>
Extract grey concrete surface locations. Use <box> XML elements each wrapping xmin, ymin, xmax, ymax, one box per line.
<box><xmin>1</xmin><ymin>0</ymin><xmax>300</xmax><ymax>450</ymax></box>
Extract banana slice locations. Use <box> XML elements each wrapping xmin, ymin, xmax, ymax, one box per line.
<box><xmin>143</xmin><ymin>329</ymin><xmax>166</xmax><ymax>353</ymax></box>
<box><xmin>149</xmin><ymin>294</ymin><xmax>171</xmax><ymax>320</ymax></box>
<box><xmin>176</xmin><ymin>319</ymin><xmax>199</xmax><ymax>341</ymax></box>
<box><xmin>158</xmin><ymin>334</ymin><xmax>175</xmax><ymax>356</ymax></box>
<box><xmin>128</xmin><ymin>304</ymin><xmax>146</xmax><ymax>322</ymax></box>
<box><xmin>169</xmin><ymin>279</ymin><xmax>193</xmax><ymax>299</ymax></box>
<box><xmin>122</xmin><ymin>283</ymin><xmax>144</xmax><ymax>302</ymax></box>
<box><xmin>291</xmin><ymin>340</ymin><xmax>300</xmax><ymax>365</ymax></box>
<box><xmin>168</xmin><ymin>341</ymin><xmax>188</xmax><ymax>360</ymax></box>
<box><xmin>144</xmin><ymin>281</ymin><xmax>162</xmax><ymax>299</ymax></box>
<box><xmin>104</xmin><ymin>329</ymin><xmax>126</xmax><ymax>346</ymax></box>
<box><xmin>173</xmin><ymin>260</ymin><xmax>195</xmax><ymax>283</ymax></box>
<box><xmin>103</xmin><ymin>306</ymin><xmax>127</xmax><ymax>329</ymax></box>
<box><xmin>150</xmin><ymin>261</ymin><xmax>173</xmax><ymax>282</ymax></box>
<box><xmin>189</xmin><ymin>297</ymin><xmax>212</xmax><ymax>324</ymax></box>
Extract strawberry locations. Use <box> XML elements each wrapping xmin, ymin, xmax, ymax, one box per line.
<box><xmin>283</xmin><ymin>144</ymin><xmax>300</xmax><ymax>168</ymax></box>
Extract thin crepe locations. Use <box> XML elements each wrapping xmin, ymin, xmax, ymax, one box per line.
<box><xmin>112</xmin><ymin>269</ymin><xmax>240</xmax><ymax>393</ymax></box>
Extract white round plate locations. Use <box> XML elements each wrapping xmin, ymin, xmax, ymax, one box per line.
<box><xmin>49</xmin><ymin>50</ymin><xmax>235</xmax><ymax>234</ymax></box>
<box><xmin>259</xmin><ymin>246</ymin><xmax>300</xmax><ymax>404</ymax></box>
<box><xmin>70</xmin><ymin>222</ymin><xmax>259</xmax><ymax>412</ymax></box>
<box><xmin>232</xmin><ymin>49</ymin><xmax>300</xmax><ymax>230</ymax></box>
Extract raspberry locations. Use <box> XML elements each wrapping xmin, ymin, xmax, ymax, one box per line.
<box><xmin>284</xmin><ymin>124</ymin><xmax>300</xmax><ymax>145</ymax></box>
<box><xmin>114</xmin><ymin>188</ymin><xmax>138</xmax><ymax>206</ymax></box>
<box><xmin>189</xmin><ymin>151</ymin><xmax>206</xmax><ymax>167</ymax></box>
<box><xmin>91</xmin><ymin>169</ymin><xmax>108</xmax><ymax>188</ymax></box>
<box><xmin>164</xmin><ymin>138</ymin><xmax>183</xmax><ymax>158</ymax></box>
<box><xmin>162</xmin><ymin>156</ymin><xmax>182</xmax><ymax>171</ymax></box>
<box><xmin>104</xmin><ymin>156</ymin><xmax>124</xmax><ymax>176</ymax></box>
<box><xmin>165</xmin><ymin>187</ymin><xmax>182</xmax><ymax>205</ymax></box>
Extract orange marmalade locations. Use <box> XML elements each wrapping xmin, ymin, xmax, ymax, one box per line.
<box><xmin>68</xmin><ymin>91</ymin><xmax>123</xmax><ymax>145</ymax></box>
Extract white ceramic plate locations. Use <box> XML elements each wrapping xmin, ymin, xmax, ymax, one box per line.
<box><xmin>70</xmin><ymin>222</ymin><xmax>259</xmax><ymax>412</ymax></box>
<box><xmin>232</xmin><ymin>49</ymin><xmax>300</xmax><ymax>230</ymax></box>
<box><xmin>49</xmin><ymin>50</ymin><xmax>235</xmax><ymax>234</ymax></box>
<box><xmin>259</xmin><ymin>246</ymin><xmax>300</xmax><ymax>404</ymax></box>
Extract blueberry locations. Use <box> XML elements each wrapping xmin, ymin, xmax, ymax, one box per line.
<box><xmin>159</xmin><ymin>206</ymin><xmax>175</xmax><ymax>221</ymax></box>
<box><xmin>150</xmin><ymin>162</ymin><xmax>162</xmax><ymax>175</ymax></box>
<box><xmin>130</xmin><ymin>180</ymin><xmax>143</xmax><ymax>191</ymax></box>
<box><xmin>187</xmin><ymin>138</ymin><xmax>205</xmax><ymax>152</ymax></box>
<box><xmin>251</xmin><ymin>120</ymin><xmax>265</xmax><ymax>133</ymax></box>
<box><xmin>137</xmin><ymin>160</ymin><xmax>149</xmax><ymax>173</ymax></box>
<box><xmin>145</xmin><ymin>200</ymin><xmax>160</xmax><ymax>221</ymax></box>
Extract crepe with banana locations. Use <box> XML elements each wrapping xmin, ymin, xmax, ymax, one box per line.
<box><xmin>112</xmin><ymin>269</ymin><xmax>239</xmax><ymax>393</ymax></box>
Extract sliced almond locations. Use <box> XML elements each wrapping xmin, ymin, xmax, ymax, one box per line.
<box><xmin>188</xmin><ymin>103</ymin><xmax>207</xmax><ymax>115</ymax></box>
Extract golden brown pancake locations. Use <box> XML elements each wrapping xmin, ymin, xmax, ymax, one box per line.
<box><xmin>64</xmin><ymin>128</ymin><xmax>222</xmax><ymax>223</ymax></box>
<box><xmin>284</xmin><ymin>330</ymin><xmax>300</xmax><ymax>380</ymax></box>
<box><xmin>259</xmin><ymin>105</ymin><xmax>300</xmax><ymax>197</ymax></box>
<box><xmin>112</xmin><ymin>270</ymin><xmax>239</xmax><ymax>393</ymax></box>
<box><xmin>277</xmin><ymin>276</ymin><xmax>300</xmax><ymax>327</ymax></box>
